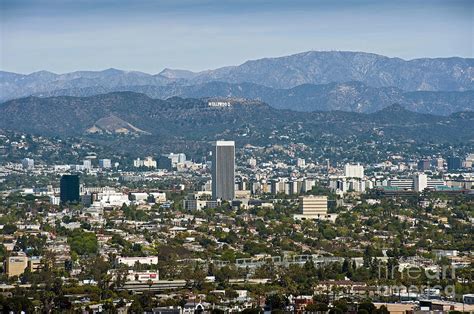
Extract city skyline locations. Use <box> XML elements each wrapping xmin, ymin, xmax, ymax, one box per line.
<box><xmin>0</xmin><ymin>0</ymin><xmax>473</xmax><ymax>311</ymax></box>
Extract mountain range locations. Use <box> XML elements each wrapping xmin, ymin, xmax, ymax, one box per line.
<box><xmin>0</xmin><ymin>92</ymin><xmax>472</xmax><ymax>142</ymax></box>
<box><xmin>26</xmin><ymin>81</ymin><xmax>474</xmax><ymax>115</ymax></box>
<box><xmin>1</xmin><ymin>51</ymin><xmax>473</xmax><ymax>115</ymax></box>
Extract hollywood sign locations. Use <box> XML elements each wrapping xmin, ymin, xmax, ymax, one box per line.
<box><xmin>208</xmin><ymin>101</ymin><xmax>231</xmax><ymax>107</ymax></box>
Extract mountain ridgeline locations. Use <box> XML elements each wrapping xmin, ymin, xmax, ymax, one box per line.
<box><xmin>0</xmin><ymin>92</ymin><xmax>472</xmax><ymax>146</ymax></box>
<box><xmin>29</xmin><ymin>81</ymin><xmax>474</xmax><ymax>115</ymax></box>
<box><xmin>1</xmin><ymin>51</ymin><xmax>473</xmax><ymax>115</ymax></box>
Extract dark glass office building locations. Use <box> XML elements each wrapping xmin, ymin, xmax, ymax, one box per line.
<box><xmin>417</xmin><ymin>159</ymin><xmax>431</xmax><ymax>171</ymax></box>
<box><xmin>447</xmin><ymin>157</ymin><xmax>462</xmax><ymax>171</ymax></box>
<box><xmin>60</xmin><ymin>174</ymin><xmax>80</xmax><ymax>204</ymax></box>
<box><xmin>158</xmin><ymin>155</ymin><xmax>173</xmax><ymax>171</ymax></box>
<box><xmin>212</xmin><ymin>141</ymin><xmax>235</xmax><ymax>201</ymax></box>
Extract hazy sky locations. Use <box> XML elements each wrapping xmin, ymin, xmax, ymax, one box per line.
<box><xmin>1</xmin><ymin>0</ymin><xmax>473</xmax><ymax>74</ymax></box>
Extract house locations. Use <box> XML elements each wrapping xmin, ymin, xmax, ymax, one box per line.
<box><xmin>182</xmin><ymin>302</ymin><xmax>207</xmax><ymax>314</ymax></box>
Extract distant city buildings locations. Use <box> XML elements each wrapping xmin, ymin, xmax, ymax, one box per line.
<box><xmin>132</xmin><ymin>154</ymin><xmax>187</xmax><ymax>170</ymax></box>
<box><xmin>60</xmin><ymin>174</ymin><xmax>80</xmax><ymax>204</ymax></box>
<box><xmin>447</xmin><ymin>157</ymin><xmax>462</xmax><ymax>171</ymax></box>
<box><xmin>1</xmin><ymin>131</ymin><xmax>474</xmax><ymax>312</ymax></box>
<box><xmin>344</xmin><ymin>163</ymin><xmax>364</xmax><ymax>179</ymax></box>
<box><xmin>388</xmin><ymin>179</ymin><xmax>414</xmax><ymax>190</ymax></box>
<box><xmin>270</xmin><ymin>178</ymin><xmax>286</xmax><ymax>195</ymax></box>
<box><xmin>83</xmin><ymin>159</ymin><xmax>92</xmax><ymax>170</ymax></box>
<box><xmin>183</xmin><ymin>198</ymin><xmax>221</xmax><ymax>211</ymax></box>
<box><xmin>212</xmin><ymin>141</ymin><xmax>235</xmax><ymax>201</ymax></box>
<box><xmin>5</xmin><ymin>255</ymin><xmax>28</xmax><ymax>277</ymax></box>
<box><xmin>116</xmin><ymin>256</ymin><xmax>159</xmax><ymax>267</ymax></box>
<box><xmin>169</xmin><ymin>153</ymin><xmax>186</xmax><ymax>165</ymax></box>
<box><xmin>21</xmin><ymin>158</ymin><xmax>34</xmax><ymax>170</ymax></box>
<box><xmin>294</xmin><ymin>195</ymin><xmax>334</xmax><ymax>221</ymax></box>
<box><xmin>417</xmin><ymin>159</ymin><xmax>431</xmax><ymax>171</ymax></box>
<box><xmin>329</xmin><ymin>177</ymin><xmax>367</xmax><ymax>195</ymax></box>
<box><xmin>412</xmin><ymin>156</ymin><xmax>473</xmax><ymax>172</ymax></box>
<box><xmin>300</xmin><ymin>195</ymin><xmax>328</xmax><ymax>216</ymax></box>
<box><xmin>94</xmin><ymin>188</ymin><xmax>130</xmax><ymax>207</ymax></box>
<box><xmin>134</xmin><ymin>156</ymin><xmax>157</xmax><ymax>168</ymax></box>
<box><xmin>434</xmin><ymin>157</ymin><xmax>444</xmax><ymax>169</ymax></box>
<box><xmin>413</xmin><ymin>173</ymin><xmax>428</xmax><ymax>192</ymax></box>
<box><xmin>158</xmin><ymin>155</ymin><xmax>173</xmax><ymax>170</ymax></box>
<box><xmin>326</xmin><ymin>164</ymin><xmax>367</xmax><ymax>195</ymax></box>
<box><xmin>5</xmin><ymin>255</ymin><xmax>42</xmax><ymax>278</ymax></box>
<box><xmin>464</xmin><ymin>154</ymin><xmax>474</xmax><ymax>168</ymax></box>
<box><xmin>99</xmin><ymin>158</ymin><xmax>112</xmax><ymax>169</ymax></box>
<box><xmin>248</xmin><ymin>157</ymin><xmax>257</xmax><ymax>168</ymax></box>
<box><xmin>296</xmin><ymin>158</ymin><xmax>306</xmax><ymax>168</ymax></box>
<box><xmin>385</xmin><ymin>175</ymin><xmax>447</xmax><ymax>194</ymax></box>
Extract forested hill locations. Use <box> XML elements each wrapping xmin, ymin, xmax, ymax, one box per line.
<box><xmin>0</xmin><ymin>92</ymin><xmax>472</xmax><ymax>141</ymax></box>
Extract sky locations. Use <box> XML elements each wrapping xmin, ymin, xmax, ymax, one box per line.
<box><xmin>1</xmin><ymin>0</ymin><xmax>473</xmax><ymax>74</ymax></box>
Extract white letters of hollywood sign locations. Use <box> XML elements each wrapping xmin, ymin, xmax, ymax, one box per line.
<box><xmin>208</xmin><ymin>101</ymin><xmax>231</xmax><ymax>107</ymax></box>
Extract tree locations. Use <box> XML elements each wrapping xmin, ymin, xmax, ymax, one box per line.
<box><xmin>363</xmin><ymin>246</ymin><xmax>376</xmax><ymax>268</ymax></box>
<box><xmin>322</xmin><ymin>227</ymin><xmax>337</xmax><ymax>240</ymax></box>
<box><xmin>266</xmin><ymin>293</ymin><xmax>288</xmax><ymax>310</ymax></box>
<box><xmin>358</xmin><ymin>301</ymin><xmax>376</xmax><ymax>314</ymax></box>
<box><xmin>306</xmin><ymin>302</ymin><xmax>329</xmax><ymax>312</ymax></box>
<box><xmin>183</xmin><ymin>264</ymin><xmax>207</xmax><ymax>290</ymax></box>
<box><xmin>54</xmin><ymin>295</ymin><xmax>72</xmax><ymax>310</ymax></box>
<box><xmin>1</xmin><ymin>295</ymin><xmax>35</xmax><ymax>312</ymax></box>
<box><xmin>332</xmin><ymin>299</ymin><xmax>349</xmax><ymax>313</ymax></box>
<box><xmin>129</xmin><ymin>299</ymin><xmax>144</xmax><ymax>313</ymax></box>
<box><xmin>68</xmin><ymin>229</ymin><xmax>98</xmax><ymax>255</ymax></box>
<box><xmin>225</xmin><ymin>288</ymin><xmax>239</xmax><ymax>299</ymax></box>
<box><xmin>102</xmin><ymin>300</ymin><xmax>117</xmax><ymax>313</ymax></box>
<box><xmin>2</xmin><ymin>223</ymin><xmax>17</xmax><ymax>235</ymax></box>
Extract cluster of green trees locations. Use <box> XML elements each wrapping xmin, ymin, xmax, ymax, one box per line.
<box><xmin>68</xmin><ymin>229</ymin><xmax>98</xmax><ymax>256</ymax></box>
<box><xmin>121</xmin><ymin>204</ymin><xmax>150</xmax><ymax>221</ymax></box>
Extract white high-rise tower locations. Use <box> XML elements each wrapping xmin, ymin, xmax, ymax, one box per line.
<box><xmin>212</xmin><ymin>141</ymin><xmax>235</xmax><ymax>201</ymax></box>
